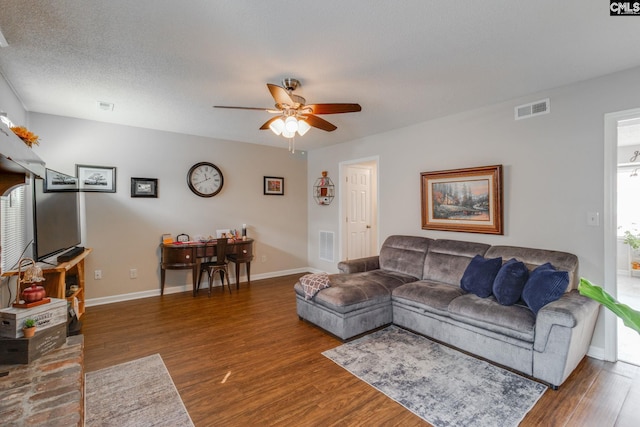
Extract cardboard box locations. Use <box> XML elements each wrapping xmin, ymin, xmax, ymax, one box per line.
<box><xmin>0</xmin><ymin>323</ymin><xmax>67</xmax><ymax>364</ymax></box>
<box><xmin>0</xmin><ymin>298</ymin><xmax>67</xmax><ymax>338</ymax></box>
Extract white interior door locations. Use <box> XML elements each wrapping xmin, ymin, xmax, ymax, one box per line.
<box><xmin>345</xmin><ymin>165</ymin><xmax>374</xmax><ymax>260</ymax></box>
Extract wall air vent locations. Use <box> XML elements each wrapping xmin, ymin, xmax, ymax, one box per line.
<box><xmin>319</xmin><ymin>230</ymin><xmax>334</xmax><ymax>262</ymax></box>
<box><xmin>515</xmin><ymin>98</ymin><xmax>550</xmax><ymax>120</ymax></box>
<box><xmin>97</xmin><ymin>101</ymin><xmax>115</xmax><ymax>111</ymax></box>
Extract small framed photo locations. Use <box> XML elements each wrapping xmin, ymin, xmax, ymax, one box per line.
<box><xmin>131</xmin><ymin>177</ymin><xmax>158</xmax><ymax>198</ymax></box>
<box><xmin>76</xmin><ymin>165</ymin><xmax>117</xmax><ymax>192</ymax></box>
<box><xmin>264</xmin><ymin>176</ymin><xmax>284</xmax><ymax>195</ymax></box>
<box><xmin>44</xmin><ymin>168</ymin><xmax>78</xmax><ymax>192</ymax></box>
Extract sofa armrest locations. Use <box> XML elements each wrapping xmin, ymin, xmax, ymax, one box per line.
<box><xmin>337</xmin><ymin>256</ymin><xmax>380</xmax><ymax>273</ymax></box>
<box><xmin>534</xmin><ymin>290</ymin><xmax>599</xmax><ymax>352</ymax></box>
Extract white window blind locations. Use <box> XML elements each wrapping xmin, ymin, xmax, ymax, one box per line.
<box><xmin>1</xmin><ymin>186</ymin><xmax>28</xmax><ymax>272</ymax></box>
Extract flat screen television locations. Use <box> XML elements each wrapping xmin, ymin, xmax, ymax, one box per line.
<box><xmin>32</xmin><ymin>177</ymin><xmax>82</xmax><ymax>261</ymax></box>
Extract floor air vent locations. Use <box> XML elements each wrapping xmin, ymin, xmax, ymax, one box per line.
<box><xmin>319</xmin><ymin>231</ymin><xmax>334</xmax><ymax>262</ymax></box>
<box><xmin>515</xmin><ymin>98</ymin><xmax>550</xmax><ymax>120</ymax></box>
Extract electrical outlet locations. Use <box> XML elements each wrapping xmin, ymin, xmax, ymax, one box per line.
<box><xmin>129</xmin><ymin>268</ymin><xmax>137</xmax><ymax>279</ymax></box>
<box><xmin>587</xmin><ymin>211</ymin><xmax>600</xmax><ymax>226</ymax></box>
<box><xmin>261</xmin><ymin>255</ymin><xmax>267</xmax><ymax>263</ymax></box>
<box><xmin>94</xmin><ymin>270</ymin><xmax>102</xmax><ymax>280</ymax></box>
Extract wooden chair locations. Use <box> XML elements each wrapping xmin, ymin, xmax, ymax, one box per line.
<box><xmin>205</xmin><ymin>237</ymin><xmax>231</xmax><ymax>296</ymax></box>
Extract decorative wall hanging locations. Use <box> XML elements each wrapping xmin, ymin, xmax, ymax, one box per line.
<box><xmin>264</xmin><ymin>176</ymin><xmax>284</xmax><ymax>195</ymax></box>
<box><xmin>421</xmin><ymin>165</ymin><xmax>503</xmax><ymax>235</ymax></box>
<box><xmin>76</xmin><ymin>164</ymin><xmax>117</xmax><ymax>193</ymax></box>
<box><xmin>313</xmin><ymin>171</ymin><xmax>334</xmax><ymax>205</ymax></box>
<box><xmin>131</xmin><ymin>177</ymin><xmax>158</xmax><ymax>198</ymax></box>
<box><xmin>44</xmin><ymin>168</ymin><xmax>78</xmax><ymax>192</ymax></box>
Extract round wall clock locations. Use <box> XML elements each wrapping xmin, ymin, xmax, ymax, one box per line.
<box><xmin>187</xmin><ymin>162</ymin><xmax>224</xmax><ymax>197</ymax></box>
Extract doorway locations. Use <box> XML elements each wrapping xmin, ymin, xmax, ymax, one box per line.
<box><xmin>604</xmin><ymin>108</ymin><xmax>640</xmax><ymax>365</ymax></box>
<box><xmin>340</xmin><ymin>157</ymin><xmax>378</xmax><ymax>261</ymax></box>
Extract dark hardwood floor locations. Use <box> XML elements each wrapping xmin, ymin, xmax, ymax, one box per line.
<box><xmin>82</xmin><ymin>274</ymin><xmax>640</xmax><ymax>426</ymax></box>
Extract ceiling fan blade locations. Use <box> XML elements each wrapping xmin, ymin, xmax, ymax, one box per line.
<box><xmin>214</xmin><ymin>105</ymin><xmax>276</xmax><ymax>112</ymax></box>
<box><xmin>267</xmin><ymin>84</ymin><xmax>295</xmax><ymax>107</ymax></box>
<box><xmin>305</xmin><ymin>103</ymin><xmax>362</xmax><ymax>115</ymax></box>
<box><xmin>259</xmin><ymin>116</ymin><xmax>281</xmax><ymax>130</ymax></box>
<box><xmin>304</xmin><ymin>114</ymin><xmax>337</xmax><ymax>132</ymax></box>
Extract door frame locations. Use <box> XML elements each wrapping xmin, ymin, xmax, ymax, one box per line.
<box><xmin>604</xmin><ymin>107</ymin><xmax>640</xmax><ymax>361</ymax></box>
<box><xmin>339</xmin><ymin>156</ymin><xmax>379</xmax><ymax>263</ymax></box>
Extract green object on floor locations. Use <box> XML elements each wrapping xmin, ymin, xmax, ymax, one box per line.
<box><xmin>578</xmin><ymin>277</ymin><xmax>640</xmax><ymax>334</ymax></box>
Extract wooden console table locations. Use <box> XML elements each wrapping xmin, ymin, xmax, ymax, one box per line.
<box><xmin>160</xmin><ymin>239</ymin><xmax>254</xmax><ymax>296</ymax></box>
<box><xmin>2</xmin><ymin>248</ymin><xmax>91</xmax><ymax>318</ymax></box>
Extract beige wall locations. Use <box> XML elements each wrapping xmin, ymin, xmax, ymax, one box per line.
<box><xmin>307</xmin><ymin>66</ymin><xmax>640</xmax><ymax>356</ymax></box>
<box><xmin>28</xmin><ymin>113</ymin><xmax>308</xmax><ymax>301</ymax></box>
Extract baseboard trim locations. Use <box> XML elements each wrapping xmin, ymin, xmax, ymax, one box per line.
<box><xmin>587</xmin><ymin>345</ymin><xmax>605</xmax><ymax>360</ymax></box>
<box><xmin>85</xmin><ymin>267</ymin><xmax>311</xmax><ymax>307</ymax></box>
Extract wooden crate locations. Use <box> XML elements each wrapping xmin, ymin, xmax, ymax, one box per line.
<box><xmin>0</xmin><ymin>298</ymin><xmax>67</xmax><ymax>338</ymax></box>
<box><xmin>0</xmin><ymin>323</ymin><xmax>67</xmax><ymax>364</ymax></box>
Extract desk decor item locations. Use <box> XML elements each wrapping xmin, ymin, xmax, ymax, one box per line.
<box><xmin>187</xmin><ymin>162</ymin><xmax>223</xmax><ymax>197</ymax></box>
<box><xmin>264</xmin><ymin>176</ymin><xmax>284</xmax><ymax>195</ymax></box>
<box><xmin>131</xmin><ymin>177</ymin><xmax>158</xmax><ymax>198</ymax></box>
<box><xmin>76</xmin><ymin>164</ymin><xmax>117</xmax><ymax>192</ymax></box>
<box><xmin>13</xmin><ymin>257</ymin><xmax>48</xmax><ymax>308</ymax></box>
<box><xmin>421</xmin><ymin>165</ymin><xmax>503</xmax><ymax>235</ymax></box>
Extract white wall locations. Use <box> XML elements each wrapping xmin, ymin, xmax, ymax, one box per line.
<box><xmin>307</xmin><ymin>66</ymin><xmax>640</xmax><ymax>355</ymax></box>
<box><xmin>28</xmin><ymin>113</ymin><xmax>308</xmax><ymax>300</ymax></box>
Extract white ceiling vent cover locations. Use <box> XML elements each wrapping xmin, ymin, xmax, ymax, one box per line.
<box><xmin>515</xmin><ymin>98</ymin><xmax>550</xmax><ymax>120</ymax></box>
<box><xmin>319</xmin><ymin>231</ymin><xmax>334</xmax><ymax>262</ymax></box>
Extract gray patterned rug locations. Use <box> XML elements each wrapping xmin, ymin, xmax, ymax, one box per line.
<box><xmin>323</xmin><ymin>326</ymin><xmax>547</xmax><ymax>427</ymax></box>
<box><xmin>85</xmin><ymin>354</ymin><xmax>194</xmax><ymax>427</ymax></box>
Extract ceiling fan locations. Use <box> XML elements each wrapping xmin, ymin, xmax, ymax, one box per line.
<box><xmin>214</xmin><ymin>78</ymin><xmax>361</xmax><ymax>138</ymax></box>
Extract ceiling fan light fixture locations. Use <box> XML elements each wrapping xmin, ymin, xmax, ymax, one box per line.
<box><xmin>281</xmin><ymin>128</ymin><xmax>295</xmax><ymax>138</ymax></box>
<box><xmin>269</xmin><ymin>118</ymin><xmax>285</xmax><ymax>135</ymax></box>
<box><xmin>284</xmin><ymin>116</ymin><xmax>298</xmax><ymax>133</ymax></box>
<box><xmin>297</xmin><ymin>119</ymin><xmax>310</xmax><ymax>136</ymax></box>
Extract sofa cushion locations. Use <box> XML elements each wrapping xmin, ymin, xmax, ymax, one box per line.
<box><xmin>460</xmin><ymin>255</ymin><xmax>502</xmax><ymax>298</ymax></box>
<box><xmin>484</xmin><ymin>245</ymin><xmax>579</xmax><ymax>291</ymax></box>
<box><xmin>522</xmin><ymin>263</ymin><xmax>570</xmax><ymax>315</ymax></box>
<box><xmin>379</xmin><ymin>235</ymin><xmax>432</xmax><ymax>279</ymax></box>
<box><xmin>423</xmin><ymin>239</ymin><xmax>491</xmax><ymax>286</ymax></box>
<box><xmin>493</xmin><ymin>258</ymin><xmax>529</xmax><ymax>305</ymax></box>
<box><xmin>393</xmin><ymin>280</ymin><xmax>466</xmax><ymax>316</ymax></box>
<box><xmin>448</xmin><ymin>293</ymin><xmax>536</xmax><ymax>342</ymax></box>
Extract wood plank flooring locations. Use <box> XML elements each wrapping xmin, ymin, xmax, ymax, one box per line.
<box><xmin>82</xmin><ymin>273</ymin><xmax>640</xmax><ymax>426</ymax></box>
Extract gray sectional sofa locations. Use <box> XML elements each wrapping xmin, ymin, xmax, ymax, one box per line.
<box><xmin>294</xmin><ymin>235</ymin><xmax>600</xmax><ymax>388</ymax></box>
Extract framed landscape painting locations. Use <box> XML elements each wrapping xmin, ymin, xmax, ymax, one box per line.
<box><xmin>264</xmin><ymin>176</ymin><xmax>284</xmax><ymax>195</ymax></box>
<box><xmin>44</xmin><ymin>168</ymin><xmax>78</xmax><ymax>192</ymax></box>
<box><xmin>421</xmin><ymin>165</ymin><xmax>503</xmax><ymax>235</ymax></box>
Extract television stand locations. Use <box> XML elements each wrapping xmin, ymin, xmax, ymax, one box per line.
<box><xmin>2</xmin><ymin>248</ymin><xmax>92</xmax><ymax>318</ymax></box>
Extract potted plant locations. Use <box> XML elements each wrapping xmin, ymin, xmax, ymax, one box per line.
<box><xmin>621</xmin><ymin>226</ymin><xmax>640</xmax><ymax>270</ymax></box>
<box><xmin>23</xmin><ymin>318</ymin><xmax>37</xmax><ymax>338</ymax></box>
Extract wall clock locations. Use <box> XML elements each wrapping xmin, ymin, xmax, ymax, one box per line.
<box><xmin>187</xmin><ymin>162</ymin><xmax>224</xmax><ymax>197</ymax></box>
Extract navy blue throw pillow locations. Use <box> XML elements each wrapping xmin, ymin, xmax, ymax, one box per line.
<box><xmin>460</xmin><ymin>255</ymin><xmax>503</xmax><ymax>298</ymax></box>
<box><xmin>522</xmin><ymin>263</ymin><xmax>569</xmax><ymax>315</ymax></box>
<box><xmin>493</xmin><ymin>258</ymin><xmax>529</xmax><ymax>306</ymax></box>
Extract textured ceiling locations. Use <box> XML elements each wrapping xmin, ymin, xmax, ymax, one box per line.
<box><xmin>1</xmin><ymin>1</ymin><xmax>639</xmax><ymax>152</ymax></box>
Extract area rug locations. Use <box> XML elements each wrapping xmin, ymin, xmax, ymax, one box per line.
<box><xmin>85</xmin><ymin>354</ymin><xmax>194</xmax><ymax>427</ymax></box>
<box><xmin>322</xmin><ymin>326</ymin><xmax>547</xmax><ymax>427</ymax></box>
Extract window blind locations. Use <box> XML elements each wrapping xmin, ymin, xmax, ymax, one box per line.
<box><xmin>1</xmin><ymin>186</ymin><xmax>27</xmax><ymax>272</ymax></box>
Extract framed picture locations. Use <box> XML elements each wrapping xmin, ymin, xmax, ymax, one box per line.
<box><xmin>131</xmin><ymin>177</ymin><xmax>158</xmax><ymax>198</ymax></box>
<box><xmin>44</xmin><ymin>168</ymin><xmax>78</xmax><ymax>192</ymax></box>
<box><xmin>76</xmin><ymin>164</ymin><xmax>117</xmax><ymax>192</ymax></box>
<box><xmin>421</xmin><ymin>165</ymin><xmax>503</xmax><ymax>235</ymax></box>
<box><xmin>264</xmin><ymin>176</ymin><xmax>284</xmax><ymax>195</ymax></box>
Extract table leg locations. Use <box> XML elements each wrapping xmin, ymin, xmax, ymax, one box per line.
<box><xmin>161</xmin><ymin>268</ymin><xmax>166</xmax><ymax>295</ymax></box>
<box><xmin>235</xmin><ymin>262</ymin><xmax>240</xmax><ymax>289</ymax></box>
<box><xmin>246</xmin><ymin>262</ymin><xmax>251</xmax><ymax>286</ymax></box>
<box><xmin>193</xmin><ymin>261</ymin><xmax>200</xmax><ymax>297</ymax></box>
